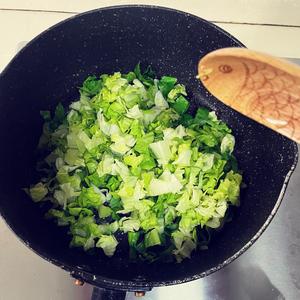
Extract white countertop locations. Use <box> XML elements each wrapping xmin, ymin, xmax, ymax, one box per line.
<box><xmin>1</xmin><ymin>1</ymin><xmax>300</xmax><ymax>299</ymax></box>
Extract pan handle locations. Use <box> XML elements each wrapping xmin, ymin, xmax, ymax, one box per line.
<box><xmin>91</xmin><ymin>287</ymin><xmax>126</xmax><ymax>300</ymax></box>
<box><xmin>70</xmin><ymin>271</ymin><xmax>150</xmax><ymax>298</ymax></box>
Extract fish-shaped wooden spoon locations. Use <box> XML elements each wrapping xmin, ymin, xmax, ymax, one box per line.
<box><xmin>198</xmin><ymin>47</ymin><xmax>300</xmax><ymax>143</ymax></box>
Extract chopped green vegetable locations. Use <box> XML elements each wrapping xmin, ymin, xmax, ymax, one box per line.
<box><xmin>28</xmin><ymin>182</ymin><xmax>48</xmax><ymax>202</ymax></box>
<box><xmin>158</xmin><ymin>76</ymin><xmax>177</xmax><ymax>97</ymax></box>
<box><xmin>145</xmin><ymin>228</ymin><xmax>161</xmax><ymax>248</ymax></box>
<box><xmin>171</xmin><ymin>95</ymin><xmax>189</xmax><ymax>114</ymax></box>
<box><xmin>96</xmin><ymin>235</ymin><xmax>118</xmax><ymax>257</ymax></box>
<box><xmin>27</xmin><ymin>64</ymin><xmax>242</xmax><ymax>263</ymax></box>
<box><xmin>221</xmin><ymin>134</ymin><xmax>235</xmax><ymax>154</ymax></box>
<box><xmin>80</xmin><ymin>76</ymin><xmax>103</xmax><ymax>97</ymax></box>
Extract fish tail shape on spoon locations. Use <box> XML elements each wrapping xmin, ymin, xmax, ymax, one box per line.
<box><xmin>198</xmin><ymin>47</ymin><xmax>300</xmax><ymax>143</ymax></box>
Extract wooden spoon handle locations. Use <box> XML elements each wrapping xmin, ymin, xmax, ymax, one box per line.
<box><xmin>198</xmin><ymin>48</ymin><xmax>300</xmax><ymax>143</ymax></box>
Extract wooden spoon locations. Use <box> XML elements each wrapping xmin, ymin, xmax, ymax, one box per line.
<box><xmin>198</xmin><ymin>47</ymin><xmax>300</xmax><ymax>143</ymax></box>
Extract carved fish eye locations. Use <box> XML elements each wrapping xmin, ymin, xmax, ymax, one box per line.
<box><xmin>202</xmin><ymin>75</ymin><xmax>209</xmax><ymax>81</ymax></box>
<box><xmin>219</xmin><ymin>64</ymin><xmax>232</xmax><ymax>73</ymax></box>
<box><xmin>198</xmin><ymin>67</ymin><xmax>213</xmax><ymax>81</ymax></box>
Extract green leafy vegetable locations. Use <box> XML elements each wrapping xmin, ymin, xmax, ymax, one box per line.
<box><xmin>96</xmin><ymin>235</ymin><xmax>118</xmax><ymax>256</ymax></box>
<box><xmin>80</xmin><ymin>76</ymin><xmax>103</xmax><ymax>96</ymax></box>
<box><xmin>171</xmin><ymin>95</ymin><xmax>189</xmax><ymax>114</ymax></box>
<box><xmin>158</xmin><ymin>76</ymin><xmax>177</xmax><ymax>97</ymax></box>
<box><xmin>27</xmin><ymin>64</ymin><xmax>242</xmax><ymax>263</ymax></box>
<box><xmin>28</xmin><ymin>182</ymin><xmax>48</xmax><ymax>202</ymax></box>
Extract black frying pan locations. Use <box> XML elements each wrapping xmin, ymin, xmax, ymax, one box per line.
<box><xmin>0</xmin><ymin>5</ymin><xmax>297</xmax><ymax>299</ymax></box>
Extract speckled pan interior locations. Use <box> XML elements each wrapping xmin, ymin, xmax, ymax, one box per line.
<box><xmin>0</xmin><ymin>5</ymin><xmax>297</xmax><ymax>290</ymax></box>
